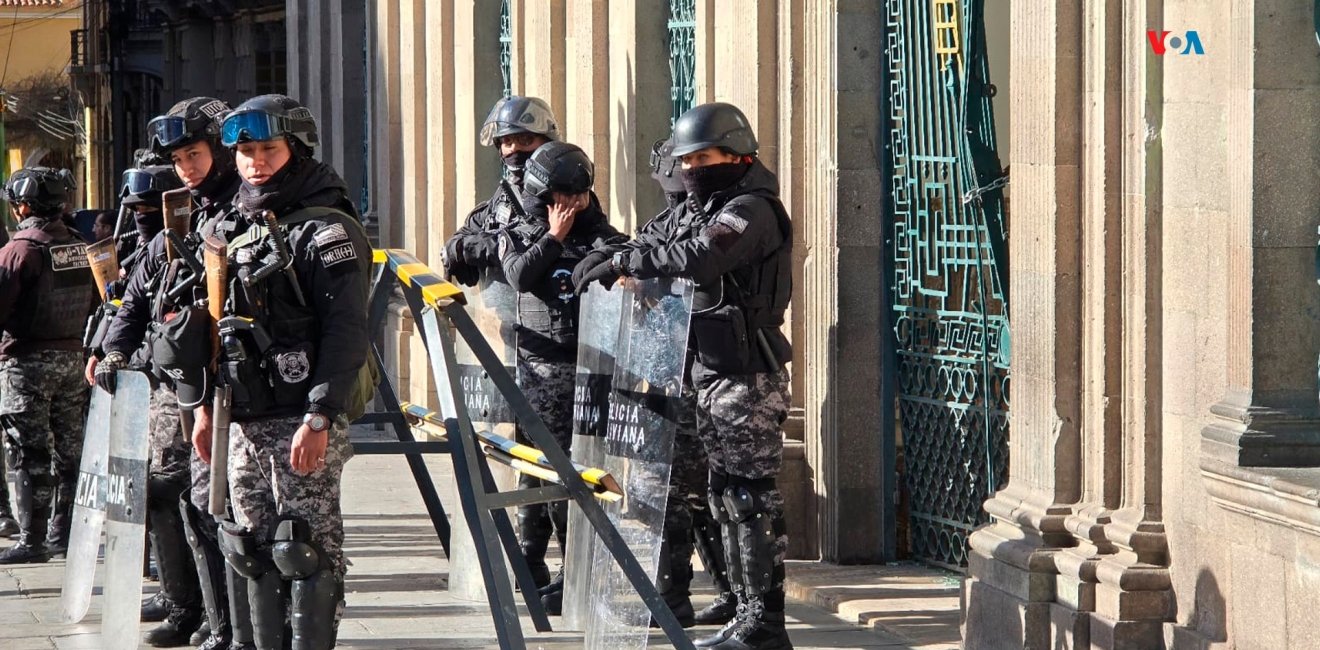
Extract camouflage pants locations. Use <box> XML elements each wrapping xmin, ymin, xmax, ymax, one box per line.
<box><xmin>694</xmin><ymin>367</ymin><xmax>790</xmax><ymax>480</ymax></box>
<box><xmin>227</xmin><ymin>416</ymin><xmax>354</xmax><ymax>577</ymax></box>
<box><xmin>0</xmin><ymin>350</ymin><xmax>88</xmax><ymax>506</ymax></box>
<box><xmin>515</xmin><ymin>357</ymin><xmax>575</xmax><ymax>549</ymax></box>
<box><xmin>149</xmin><ymin>384</ymin><xmax>191</xmax><ymax>483</ymax></box>
<box><xmin>189</xmin><ymin>447</ymin><xmax>211</xmax><ymax>513</ymax></box>
<box><xmin>665</xmin><ymin>381</ymin><xmax>708</xmax><ymax>534</ymax></box>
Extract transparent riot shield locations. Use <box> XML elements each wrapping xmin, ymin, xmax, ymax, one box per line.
<box><xmin>562</xmin><ymin>283</ymin><xmax>628</xmax><ymax>629</ymax></box>
<box><xmin>100</xmin><ymin>371</ymin><xmax>152</xmax><ymax>648</ymax></box>
<box><xmin>584</xmin><ymin>278</ymin><xmax>693</xmax><ymax>649</ymax></box>
<box><xmin>452</xmin><ymin>272</ymin><xmax>517</xmax><ymax>431</ymax></box>
<box><xmin>59</xmin><ymin>381</ymin><xmax>115</xmax><ymax>623</ymax></box>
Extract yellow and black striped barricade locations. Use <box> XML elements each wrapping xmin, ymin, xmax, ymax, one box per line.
<box><xmin>358</xmin><ymin>249</ymin><xmax>695</xmax><ymax>650</ymax></box>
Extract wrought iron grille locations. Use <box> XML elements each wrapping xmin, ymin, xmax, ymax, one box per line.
<box><xmin>885</xmin><ymin>0</ymin><xmax>1010</xmax><ymax>570</ymax></box>
<box><xmin>667</xmin><ymin>0</ymin><xmax>696</xmax><ymax>127</ymax></box>
<box><xmin>500</xmin><ymin>0</ymin><xmax>513</xmax><ymax>98</ymax></box>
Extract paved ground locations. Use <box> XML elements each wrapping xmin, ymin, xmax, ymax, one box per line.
<box><xmin>0</xmin><ymin>428</ymin><xmax>962</xmax><ymax>649</ymax></box>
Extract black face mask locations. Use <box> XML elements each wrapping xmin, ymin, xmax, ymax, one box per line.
<box><xmin>680</xmin><ymin>161</ymin><xmax>750</xmax><ymax>204</ymax></box>
<box><xmin>502</xmin><ymin>150</ymin><xmax>534</xmax><ymax>176</ymax></box>
<box><xmin>133</xmin><ymin>208</ymin><xmax>163</xmax><ymax>242</ymax></box>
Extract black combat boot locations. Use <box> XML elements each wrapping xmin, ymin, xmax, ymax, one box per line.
<box><xmin>516</xmin><ymin>487</ymin><xmax>554</xmax><ymax>589</ymax></box>
<box><xmin>692</xmin><ymin>508</ymin><xmax>737</xmax><ymax>625</ymax></box>
<box><xmin>44</xmin><ymin>482</ymin><xmax>74</xmax><ymax>557</ymax></box>
<box><xmin>651</xmin><ymin>534</ymin><xmax>697</xmax><ymax>628</ymax></box>
<box><xmin>0</xmin><ymin>470</ymin><xmax>50</xmax><ymax>564</ymax></box>
<box><xmin>0</xmin><ymin>461</ymin><xmax>17</xmax><ymax>538</ymax></box>
<box><xmin>539</xmin><ymin>569</ymin><xmax>564</xmax><ymax>615</ymax></box>
<box><xmin>709</xmin><ymin>593</ymin><xmax>792</xmax><ymax>650</ymax></box>
<box><xmin>708</xmin><ymin>482</ymin><xmax>792</xmax><ymax>650</ymax></box>
<box><xmin>141</xmin><ymin>591</ymin><xmax>171</xmax><ymax>622</ymax></box>
<box><xmin>144</xmin><ymin>479</ymin><xmax>204</xmax><ymax>647</ymax></box>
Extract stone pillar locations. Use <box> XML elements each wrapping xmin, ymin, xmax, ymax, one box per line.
<box><xmin>369</xmin><ymin>0</ymin><xmax>404</xmax><ymax>245</ymax></box>
<box><xmin>710</xmin><ymin>0</ymin><xmax>778</xmax><ymax>170</ymax></box>
<box><xmin>1199</xmin><ymin>0</ymin><xmax>1320</xmax><ymax>468</ymax></box>
<box><xmin>425</xmin><ymin>1</ymin><xmax>457</xmax><ymax>273</ymax></box>
<box><xmin>606</xmin><ymin>1</ymin><xmax>669</xmax><ymax>233</ymax></box>
<box><xmin>453</xmin><ymin>0</ymin><xmax>505</xmax><ymax>222</ymax></box>
<box><xmin>398</xmin><ymin>0</ymin><xmax>429</xmax><ymax>260</ymax></box>
<box><xmin>796</xmin><ymin>0</ymin><xmax>886</xmax><ymax>563</ymax></box>
<box><xmin>777</xmin><ymin>0</ymin><xmax>808</xmax><ymax>441</ymax></box>
<box><xmin>693</xmin><ymin>0</ymin><xmax>716</xmax><ymax>104</ymax></box>
<box><xmin>521</xmin><ymin>0</ymin><xmax>566</xmax><ymax>119</ymax></box>
<box><xmin>1050</xmin><ymin>0</ymin><xmax>1123</xmax><ymax>645</ymax></box>
<box><xmin>962</xmin><ymin>1</ymin><xmax>1084</xmax><ymax>648</ymax></box>
<box><xmin>564</xmin><ymin>0</ymin><xmax>610</xmax><ymax>212</ymax></box>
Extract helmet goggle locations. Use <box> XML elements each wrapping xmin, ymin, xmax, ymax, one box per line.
<box><xmin>147</xmin><ymin>115</ymin><xmax>191</xmax><ymax>150</ymax></box>
<box><xmin>120</xmin><ymin>169</ymin><xmax>168</xmax><ymax>198</ymax></box>
<box><xmin>6</xmin><ymin>176</ymin><xmax>38</xmax><ymax>204</ymax></box>
<box><xmin>221</xmin><ymin>110</ymin><xmax>294</xmax><ymax>147</ymax></box>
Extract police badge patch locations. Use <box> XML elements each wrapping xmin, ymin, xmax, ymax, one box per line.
<box><xmin>319</xmin><ymin>243</ymin><xmax>356</xmax><ymax>268</ymax></box>
<box><xmin>50</xmin><ymin>243</ymin><xmax>91</xmax><ymax>271</ymax></box>
<box><xmin>275</xmin><ymin>350</ymin><xmax>310</xmax><ymax>383</ymax></box>
<box><xmin>313</xmin><ymin>223</ymin><xmax>349</xmax><ymax>247</ymax></box>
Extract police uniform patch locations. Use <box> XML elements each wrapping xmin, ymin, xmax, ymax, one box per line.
<box><xmin>275</xmin><ymin>350</ymin><xmax>311</xmax><ymax>383</ymax></box>
<box><xmin>715</xmin><ymin>213</ymin><xmax>749</xmax><ymax>233</ymax></box>
<box><xmin>313</xmin><ymin>223</ymin><xmax>349</xmax><ymax>247</ymax></box>
<box><xmin>198</xmin><ymin>100</ymin><xmax>228</xmax><ymax>118</ymax></box>
<box><xmin>320</xmin><ymin>242</ymin><xmax>357</xmax><ymax>268</ymax></box>
<box><xmin>50</xmin><ymin>243</ymin><xmax>90</xmax><ymax>271</ymax></box>
<box><xmin>498</xmin><ymin>232</ymin><xmax>512</xmax><ymax>259</ymax></box>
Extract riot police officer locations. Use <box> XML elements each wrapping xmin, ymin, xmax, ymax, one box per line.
<box><xmin>0</xmin><ymin>167</ymin><xmax>96</xmax><ymax>565</ymax></box>
<box><xmin>575</xmin><ymin>103</ymin><xmax>793</xmax><ymax>650</ymax></box>
<box><xmin>96</xmin><ymin>96</ymin><xmax>250</xmax><ymax>649</ymax></box>
<box><xmin>443</xmin><ymin>95</ymin><xmax>560</xmax><ymax>287</ymax></box>
<box><xmin>188</xmin><ymin>94</ymin><xmax>371</xmax><ymax>650</ymax></box>
<box><xmin>498</xmin><ymin>141</ymin><xmax>626</xmax><ymax>610</ymax></box>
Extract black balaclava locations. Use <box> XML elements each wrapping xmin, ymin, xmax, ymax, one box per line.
<box><xmin>133</xmin><ymin>207</ymin><xmax>164</xmax><ymax>243</ymax></box>
<box><xmin>681</xmin><ymin>159</ymin><xmax>751</xmax><ymax>205</ymax></box>
<box><xmin>191</xmin><ymin>140</ymin><xmax>240</xmax><ymax>204</ymax></box>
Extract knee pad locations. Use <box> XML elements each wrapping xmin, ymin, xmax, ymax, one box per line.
<box><xmin>708</xmin><ymin>472</ymin><xmax>731</xmax><ymax>524</ymax></box>
<box><xmin>272</xmin><ymin>516</ymin><xmax>328</xmax><ymax>580</ymax></box>
<box><xmin>218</xmin><ymin>522</ymin><xmax>273</xmax><ymax>580</ymax></box>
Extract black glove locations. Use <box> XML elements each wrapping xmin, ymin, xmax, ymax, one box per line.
<box><xmin>574</xmin><ymin>259</ymin><xmax>621</xmax><ymax>294</ymax></box>
<box><xmin>571</xmin><ymin>249</ymin><xmax>612</xmax><ymax>290</ymax></box>
<box><xmin>462</xmin><ymin>233</ymin><xmax>501</xmax><ymax>266</ymax></box>
<box><xmin>95</xmin><ymin>351</ymin><xmax>128</xmax><ymax>394</ymax></box>
<box><xmin>448</xmin><ymin>261</ymin><xmax>481</xmax><ymax>287</ymax></box>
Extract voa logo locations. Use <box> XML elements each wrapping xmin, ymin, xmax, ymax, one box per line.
<box><xmin>1147</xmin><ymin>30</ymin><xmax>1205</xmax><ymax>56</ymax></box>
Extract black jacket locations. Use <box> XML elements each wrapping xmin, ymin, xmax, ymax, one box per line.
<box><xmin>213</xmin><ymin>163</ymin><xmax>371</xmax><ymax>421</ymax></box>
<box><xmin>499</xmin><ymin>192</ymin><xmax>626</xmax><ymax>363</ymax></box>
<box><xmin>0</xmin><ymin>216</ymin><xmax>96</xmax><ymax>359</ymax></box>
<box><xmin>443</xmin><ymin>178</ymin><xmax>525</xmax><ymax>285</ymax></box>
<box><xmin>621</xmin><ymin>160</ymin><xmax>792</xmax><ymax>375</ymax></box>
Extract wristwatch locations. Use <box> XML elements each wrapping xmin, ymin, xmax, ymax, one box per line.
<box><xmin>303</xmin><ymin>413</ymin><xmax>331</xmax><ymax>433</ymax></box>
<box><xmin>611</xmin><ymin>251</ymin><xmax>629</xmax><ymax>276</ymax></box>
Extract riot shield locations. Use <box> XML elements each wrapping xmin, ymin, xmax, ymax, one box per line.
<box><xmin>452</xmin><ymin>272</ymin><xmax>517</xmax><ymax>431</ymax></box>
<box><xmin>100</xmin><ymin>371</ymin><xmax>152</xmax><ymax>648</ymax></box>
<box><xmin>583</xmin><ymin>278</ymin><xmax>693</xmax><ymax>649</ymax></box>
<box><xmin>562</xmin><ymin>283</ymin><xmax>627</xmax><ymax>629</ymax></box>
<box><xmin>59</xmin><ymin>379</ymin><xmax>115</xmax><ymax>623</ymax></box>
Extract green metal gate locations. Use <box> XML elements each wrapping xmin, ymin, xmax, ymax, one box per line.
<box><xmin>884</xmin><ymin>0</ymin><xmax>1010</xmax><ymax>569</ymax></box>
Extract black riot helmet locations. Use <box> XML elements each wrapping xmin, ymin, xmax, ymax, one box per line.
<box><xmin>221</xmin><ymin>94</ymin><xmax>319</xmax><ymax>155</ymax></box>
<box><xmin>148</xmin><ymin>97</ymin><xmax>230</xmax><ymax>155</ymax></box>
<box><xmin>5</xmin><ymin>167</ymin><xmax>75</xmax><ymax>215</ymax></box>
<box><xmin>479</xmin><ymin>96</ymin><xmax>560</xmax><ymax>147</ymax></box>
<box><xmin>649</xmin><ymin>138</ymin><xmax>685</xmax><ymax>195</ymax></box>
<box><xmin>523</xmin><ymin>141</ymin><xmax>594</xmax><ymax>199</ymax></box>
<box><xmin>669</xmin><ymin>102</ymin><xmax>758</xmax><ymax>157</ymax></box>
<box><xmin>120</xmin><ymin>164</ymin><xmax>184</xmax><ymax>208</ymax></box>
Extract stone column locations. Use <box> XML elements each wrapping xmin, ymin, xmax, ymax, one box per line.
<box><xmin>521</xmin><ymin>0</ymin><xmax>566</xmax><ymax>118</ymax></box>
<box><xmin>1050</xmin><ymin>0</ymin><xmax>1123</xmax><ymax>645</ymax></box>
<box><xmin>606</xmin><ymin>1</ymin><xmax>669</xmax><ymax>233</ymax></box>
<box><xmin>425</xmin><ymin>1</ymin><xmax>457</xmax><ymax>273</ymax></box>
<box><xmin>796</xmin><ymin>0</ymin><xmax>887</xmax><ymax>563</ymax></box>
<box><xmin>693</xmin><ymin>0</ymin><xmax>716</xmax><ymax>105</ymax></box>
<box><xmin>369</xmin><ymin>0</ymin><xmax>404</xmax><ymax>246</ymax></box>
<box><xmin>962</xmin><ymin>1</ymin><xmax>1084</xmax><ymax>647</ymax></box>
<box><xmin>564</xmin><ymin>0</ymin><xmax>610</xmax><ymax>211</ymax></box>
<box><xmin>710</xmin><ymin>0</ymin><xmax>778</xmax><ymax>170</ymax></box>
<box><xmin>453</xmin><ymin>0</ymin><xmax>505</xmax><ymax>221</ymax></box>
<box><xmin>397</xmin><ymin>0</ymin><xmax>435</xmax><ymax>408</ymax></box>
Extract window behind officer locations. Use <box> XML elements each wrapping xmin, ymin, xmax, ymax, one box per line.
<box><xmin>498</xmin><ymin>141</ymin><xmax>625</xmax><ymax>608</ymax></box>
<box><xmin>189</xmin><ymin>94</ymin><xmax>370</xmax><ymax>650</ymax></box>
<box><xmin>574</xmin><ymin>103</ymin><xmax>793</xmax><ymax>650</ymax></box>
<box><xmin>0</xmin><ymin>167</ymin><xmax>96</xmax><ymax>565</ymax></box>
<box><xmin>442</xmin><ymin>95</ymin><xmax>560</xmax><ymax>286</ymax></box>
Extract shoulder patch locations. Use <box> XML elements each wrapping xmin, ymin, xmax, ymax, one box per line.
<box><xmin>498</xmin><ymin>231</ymin><xmax>512</xmax><ymax>259</ymax></box>
<box><xmin>319</xmin><ymin>242</ymin><xmax>358</xmax><ymax>268</ymax></box>
<box><xmin>198</xmin><ymin>100</ymin><xmax>228</xmax><ymax>118</ymax></box>
<box><xmin>714</xmin><ymin>213</ymin><xmax>749</xmax><ymax>234</ymax></box>
<box><xmin>313</xmin><ymin>222</ymin><xmax>350</xmax><ymax>248</ymax></box>
<box><xmin>50</xmin><ymin>243</ymin><xmax>90</xmax><ymax>271</ymax></box>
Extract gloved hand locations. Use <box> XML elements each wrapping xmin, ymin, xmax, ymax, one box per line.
<box><xmin>574</xmin><ymin>259</ymin><xmax>621</xmax><ymax>294</ymax></box>
<box><xmin>462</xmin><ymin>233</ymin><xmax>502</xmax><ymax>266</ymax></box>
<box><xmin>571</xmin><ymin>249</ymin><xmax>612</xmax><ymax>290</ymax></box>
<box><xmin>95</xmin><ymin>351</ymin><xmax>128</xmax><ymax>394</ymax></box>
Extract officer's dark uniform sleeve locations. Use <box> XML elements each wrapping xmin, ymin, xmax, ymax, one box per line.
<box><xmin>102</xmin><ymin>233</ymin><xmax>167</xmax><ymax>357</ymax></box>
<box><xmin>298</xmin><ymin>217</ymin><xmax>372</xmax><ymax>419</ymax></box>
<box><xmin>0</xmin><ymin>241</ymin><xmax>38</xmax><ymax>325</ymax></box>
<box><xmin>443</xmin><ymin>203</ymin><xmax>493</xmax><ymax>278</ymax></box>
<box><xmin>625</xmin><ymin>197</ymin><xmax>782</xmax><ymax>286</ymax></box>
<box><xmin>500</xmin><ymin>226</ymin><xmax>563</xmax><ymax>292</ymax></box>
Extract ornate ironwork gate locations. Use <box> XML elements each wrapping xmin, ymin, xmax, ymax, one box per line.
<box><xmin>884</xmin><ymin>0</ymin><xmax>1010</xmax><ymax>569</ymax></box>
<box><xmin>667</xmin><ymin>0</ymin><xmax>696</xmax><ymax>126</ymax></box>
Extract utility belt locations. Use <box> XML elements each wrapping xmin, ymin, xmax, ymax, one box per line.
<box><xmin>218</xmin><ymin>315</ymin><xmax>316</xmax><ymax>420</ymax></box>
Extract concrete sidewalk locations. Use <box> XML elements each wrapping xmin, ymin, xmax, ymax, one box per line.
<box><xmin>0</xmin><ymin>430</ymin><xmax>962</xmax><ymax>649</ymax></box>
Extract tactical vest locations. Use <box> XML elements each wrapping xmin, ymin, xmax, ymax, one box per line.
<box><xmin>507</xmin><ymin>223</ymin><xmax>582</xmax><ymax>361</ymax></box>
<box><xmin>5</xmin><ymin>228</ymin><xmax>94</xmax><ymax>343</ymax></box>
